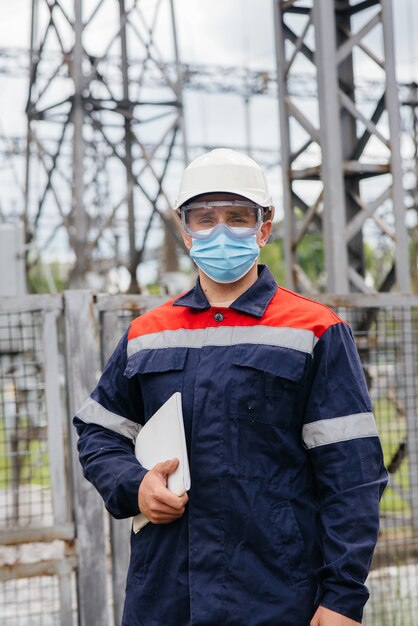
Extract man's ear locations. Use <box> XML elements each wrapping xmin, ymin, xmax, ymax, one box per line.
<box><xmin>258</xmin><ymin>220</ymin><xmax>273</xmax><ymax>248</ymax></box>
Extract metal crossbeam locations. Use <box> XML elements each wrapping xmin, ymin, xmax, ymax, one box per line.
<box><xmin>24</xmin><ymin>0</ymin><xmax>188</xmax><ymax>291</ymax></box>
<box><xmin>274</xmin><ymin>0</ymin><xmax>411</xmax><ymax>294</ymax></box>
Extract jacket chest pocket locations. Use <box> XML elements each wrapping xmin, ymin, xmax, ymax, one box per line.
<box><xmin>124</xmin><ymin>348</ymin><xmax>188</xmax><ymax>420</ymax></box>
<box><xmin>229</xmin><ymin>345</ymin><xmax>307</xmax><ymax>429</ymax></box>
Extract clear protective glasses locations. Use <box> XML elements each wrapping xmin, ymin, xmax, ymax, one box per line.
<box><xmin>180</xmin><ymin>200</ymin><xmax>263</xmax><ymax>240</ymax></box>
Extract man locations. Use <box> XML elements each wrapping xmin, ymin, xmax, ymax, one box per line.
<box><xmin>74</xmin><ymin>148</ymin><xmax>387</xmax><ymax>626</ymax></box>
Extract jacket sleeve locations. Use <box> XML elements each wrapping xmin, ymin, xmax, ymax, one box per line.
<box><xmin>302</xmin><ymin>321</ymin><xmax>388</xmax><ymax>623</ymax></box>
<box><xmin>73</xmin><ymin>329</ymin><xmax>147</xmax><ymax>519</ymax></box>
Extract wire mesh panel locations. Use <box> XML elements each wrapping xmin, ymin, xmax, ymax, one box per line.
<box><xmin>365</xmin><ymin>563</ymin><xmax>418</xmax><ymax>626</ymax></box>
<box><xmin>332</xmin><ymin>305</ymin><xmax>418</xmax><ymax>626</ymax></box>
<box><xmin>0</xmin><ymin>311</ymin><xmax>52</xmax><ymax>529</ymax></box>
<box><xmin>96</xmin><ymin>295</ymin><xmax>165</xmax><ymax>362</ymax></box>
<box><xmin>0</xmin><ymin>298</ymin><xmax>74</xmax><ymax>626</ymax></box>
<box><xmin>1</xmin><ymin>575</ymin><xmax>61</xmax><ymax>626</ymax></box>
<box><xmin>0</xmin><ymin>572</ymin><xmax>77</xmax><ymax>626</ymax></box>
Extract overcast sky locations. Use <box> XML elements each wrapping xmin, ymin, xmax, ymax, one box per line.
<box><xmin>1</xmin><ymin>0</ymin><xmax>417</xmax><ymax>134</ymax></box>
<box><xmin>1</xmin><ymin>0</ymin><xmax>417</xmax><ymax>70</ymax></box>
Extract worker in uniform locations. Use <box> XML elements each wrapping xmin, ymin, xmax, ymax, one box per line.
<box><xmin>74</xmin><ymin>148</ymin><xmax>387</xmax><ymax>626</ymax></box>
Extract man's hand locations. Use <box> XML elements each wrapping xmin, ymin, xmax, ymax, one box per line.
<box><xmin>138</xmin><ymin>458</ymin><xmax>189</xmax><ymax>524</ymax></box>
<box><xmin>311</xmin><ymin>606</ymin><xmax>361</xmax><ymax>626</ymax></box>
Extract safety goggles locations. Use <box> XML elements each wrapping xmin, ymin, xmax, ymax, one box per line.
<box><xmin>180</xmin><ymin>200</ymin><xmax>263</xmax><ymax>240</ymax></box>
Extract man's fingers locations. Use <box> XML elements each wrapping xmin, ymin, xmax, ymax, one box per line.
<box><xmin>148</xmin><ymin>499</ymin><xmax>187</xmax><ymax>517</ymax></box>
<box><xmin>154</xmin><ymin>488</ymin><xmax>189</xmax><ymax>510</ymax></box>
<box><xmin>179</xmin><ymin>492</ymin><xmax>189</xmax><ymax>505</ymax></box>
<box><xmin>146</xmin><ymin>491</ymin><xmax>187</xmax><ymax>523</ymax></box>
<box><xmin>152</xmin><ymin>513</ymin><xmax>183</xmax><ymax>524</ymax></box>
<box><xmin>138</xmin><ymin>459</ymin><xmax>189</xmax><ymax>524</ymax></box>
<box><xmin>154</xmin><ymin>458</ymin><xmax>179</xmax><ymax>477</ymax></box>
<box><xmin>154</xmin><ymin>485</ymin><xmax>189</xmax><ymax>510</ymax></box>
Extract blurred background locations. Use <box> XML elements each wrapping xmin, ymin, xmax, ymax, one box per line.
<box><xmin>1</xmin><ymin>2</ymin><xmax>418</xmax><ymax>625</ymax></box>
<box><xmin>0</xmin><ymin>0</ymin><xmax>417</xmax><ymax>297</ymax></box>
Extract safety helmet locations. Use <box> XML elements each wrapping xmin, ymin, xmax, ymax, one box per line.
<box><xmin>174</xmin><ymin>148</ymin><xmax>273</xmax><ymax>210</ymax></box>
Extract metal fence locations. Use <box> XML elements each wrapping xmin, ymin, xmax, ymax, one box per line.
<box><xmin>316</xmin><ymin>296</ymin><xmax>418</xmax><ymax>626</ymax></box>
<box><xmin>0</xmin><ymin>291</ymin><xmax>417</xmax><ymax>626</ymax></box>
<box><xmin>0</xmin><ymin>296</ymin><xmax>75</xmax><ymax>626</ymax></box>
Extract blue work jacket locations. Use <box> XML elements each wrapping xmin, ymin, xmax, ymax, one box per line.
<box><xmin>74</xmin><ymin>265</ymin><xmax>387</xmax><ymax>626</ymax></box>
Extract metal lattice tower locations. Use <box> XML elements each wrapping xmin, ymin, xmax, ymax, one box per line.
<box><xmin>25</xmin><ymin>0</ymin><xmax>187</xmax><ymax>290</ymax></box>
<box><xmin>274</xmin><ymin>0</ymin><xmax>411</xmax><ymax>294</ymax></box>
<box><xmin>401</xmin><ymin>82</ymin><xmax>418</xmax><ymax>211</ymax></box>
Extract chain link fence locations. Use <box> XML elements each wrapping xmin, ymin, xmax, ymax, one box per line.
<box><xmin>0</xmin><ymin>310</ymin><xmax>51</xmax><ymax>530</ymax></box>
<box><xmin>0</xmin><ymin>292</ymin><xmax>417</xmax><ymax>625</ymax></box>
<box><xmin>326</xmin><ymin>303</ymin><xmax>418</xmax><ymax>626</ymax></box>
<box><xmin>0</xmin><ymin>297</ymin><xmax>74</xmax><ymax>626</ymax></box>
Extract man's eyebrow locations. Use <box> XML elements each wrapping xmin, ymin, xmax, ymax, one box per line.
<box><xmin>194</xmin><ymin>208</ymin><xmax>216</xmax><ymax>215</ymax></box>
<box><xmin>223</xmin><ymin>208</ymin><xmax>250</xmax><ymax>215</ymax></box>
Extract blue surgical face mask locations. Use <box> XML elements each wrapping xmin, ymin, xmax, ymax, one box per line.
<box><xmin>189</xmin><ymin>225</ymin><xmax>260</xmax><ymax>284</ymax></box>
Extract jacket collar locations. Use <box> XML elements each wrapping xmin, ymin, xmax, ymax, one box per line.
<box><xmin>173</xmin><ymin>265</ymin><xmax>278</xmax><ymax>319</ymax></box>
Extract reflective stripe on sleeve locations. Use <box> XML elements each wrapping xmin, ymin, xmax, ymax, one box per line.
<box><xmin>76</xmin><ymin>397</ymin><xmax>141</xmax><ymax>443</ymax></box>
<box><xmin>127</xmin><ymin>325</ymin><xmax>317</xmax><ymax>357</ymax></box>
<box><xmin>302</xmin><ymin>412</ymin><xmax>378</xmax><ymax>450</ymax></box>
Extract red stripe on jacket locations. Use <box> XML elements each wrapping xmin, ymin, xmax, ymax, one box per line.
<box><xmin>128</xmin><ymin>287</ymin><xmax>344</xmax><ymax>342</ymax></box>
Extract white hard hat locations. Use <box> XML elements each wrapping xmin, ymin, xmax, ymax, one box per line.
<box><xmin>174</xmin><ymin>148</ymin><xmax>273</xmax><ymax>209</ymax></box>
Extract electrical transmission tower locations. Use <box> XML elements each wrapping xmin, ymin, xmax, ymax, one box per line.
<box><xmin>401</xmin><ymin>81</ymin><xmax>418</xmax><ymax>290</ymax></box>
<box><xmin>25</xmin><ymin>0</ymin><xmax>187</xmax><ymax>291</ymax></box>
<box><xmin>274</xmin><ymin>0</ymin><xmax>411</xmax><ymax>294</ymax></box>
<box><xmin>401</xmin><ymin>82</ymin><xmax>418</xmax><ymax>211</ymax></box>
<box><xmin>3</xmin><ymin>0</ymin><xmax>413</xmax><ymax>294</ymax></box>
